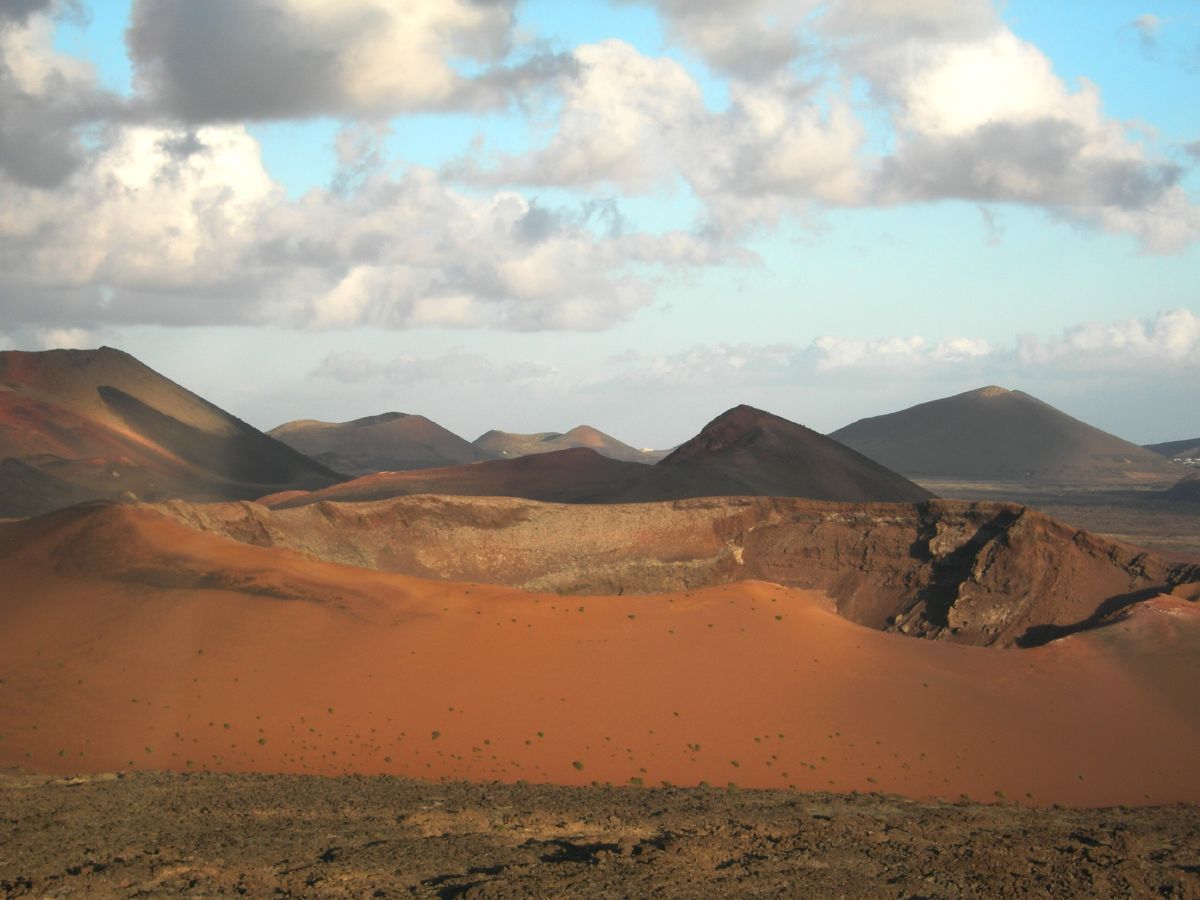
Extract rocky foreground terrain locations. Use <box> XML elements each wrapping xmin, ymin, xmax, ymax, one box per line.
<box><xmin>2</xmin><ymin>772</ymin><xmax>1198</xmax><ymax>898</ymax></box>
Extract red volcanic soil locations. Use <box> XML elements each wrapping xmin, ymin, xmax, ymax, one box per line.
<box><xmin>1</xmin><ymin>503</ymin><xmax>1198</xmax><ymax>807</ymax></box>
<box><xmin>165</xmin><ymin>494</ymin><xmax>1199</xmax><ymax>649</ymax></box>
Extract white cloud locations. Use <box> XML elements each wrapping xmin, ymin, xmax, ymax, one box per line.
<box><xmin>0</xmin><ymin>110</ymin><xmax>713</xmax><ymax>332</ymax></box>
<box><xmin>0</xmin><ymin>11</ymin><xmax>122</xmax><ymax>187</ymax></box>
<box><xmin>314</xmin><ymin>348</ymin><xmax>560</xmax><ymax>386</ymax></box>
<box><xmin>591</xmin><ymin>0</ymin><xmax>1199</xmax><ymax>250</ymax></box>
<box><xmin>600</xmin><ymin>310</ymin><xmax>1198</xmax><ymax>387</ymax></box>
<box><xmin>126</xmin><ymin>0</ymin><xmax>565</xmax><ymax>120</ymax></box>
<box><xmin>1017</xmin><ymin>308</ymin><xmax>1200</xmax><ymax>369</ymax></box>
<box><xmin>35</xmin><ymin>326</ymin><xmax>104</xmax><ymax>349</ymax></box>
<box><xmin>613</xmin><ymin>0</ymin><xmax>820</xmax><ymax>80</ymax></box>
<box><xmin>459</xmin><ymin>39</ymin><xmax>868</xmax><ymax>236</ymax></box>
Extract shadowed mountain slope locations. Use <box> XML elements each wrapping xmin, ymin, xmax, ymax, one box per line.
<box><xmin>474</xmin><ymin>425</ymin><xmax>665</xmax><ymax>463</ymax></box>
<box><xmin>831</xmin><ymin>386</ymin><xmax>1182</xmax><ymax>486</ymax></box>
<box><xmin>269</xmin><ymin>413</ymin><xmax>492</xmax><ymax>477</ymax></box>
<box><xmin>1146</xmin><ymin>437</ymin><xmax>1200</xmax><ymax>462</ymax></box>
<box><xmin>1166</xmin><ymin>473</ymin><xmax>1200</xmax><ymax>503</ymax></box>
<box><xmin>0</xmin><ymin>347</ymin><xmax>340</xmax><ymax>516</ymax></box>
<box><xmin>263</xmin><ymin>406</ymin><xmax>933</xmax><ymax>508</ymax></box>
<box><xmin>0</xmin><ymin>458</ymin><xmax>94</xmax><ymax>519</ymax></box>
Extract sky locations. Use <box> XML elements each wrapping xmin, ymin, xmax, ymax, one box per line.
<box><xmin>0</xmin><ymin>0</ymin><xmax>1198</xmax><ymax>448</ymax></box>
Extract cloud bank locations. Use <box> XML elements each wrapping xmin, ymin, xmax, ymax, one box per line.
<box><xmin>0</xmin><ymin>0</ymin><xmax>1196</xmax><ymax>339</ymax></box>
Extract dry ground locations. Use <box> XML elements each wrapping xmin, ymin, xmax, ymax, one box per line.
<box><xmin>3</xmin><ymin>772</ymin><xmax>1199</xmax><ymax>898</ymax></box>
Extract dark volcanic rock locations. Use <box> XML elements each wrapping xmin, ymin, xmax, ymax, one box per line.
<box><xmin>2</xmin><ymin>772</ymin><xmax>1197</xmax><ymax>899</ymax></box>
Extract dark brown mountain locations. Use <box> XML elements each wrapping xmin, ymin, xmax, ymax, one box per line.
<box><xmin>269</xmin><ymin>412</ymin><xmax>492</xmax><ymax>477</ymax></box>
<box><xmin>0</xmin><ymin>458</ymin><xmax>95</xmax><ymax>519</ymax></box>
<box><xmin>830</xmin><ymin>386</ymin><xmax>1183</xmax><ymax>486</ymax></box>
<box><xmin>474</xmin><ymin>424</ymin><xmax>664</xmax><ymax>464</ymax></box>
<box><xmin>1145</xmin><ymin>438</ymin><xmax>1200</xmax><ymax>462</ymax></box>
<box><xmin>265</xmin><ymin>404</ymin><xmax>934</xmax><ymax>508</ymax></box>
<box><xmin>656</xmin><ymin>405</ymin><xmax>934</xmax><ymax>503</ymax></box>
<box><xmin>0</xmin><ymin>347</ymin><xmax>340</xmax><ymax>516</ymax></box>
<box><xmin>1166</xmin><ymin>473</ymin><xmax>1200</xmax><ymax>503</ymax></box>
<box><xmin>262</xmin><ymin>447</ymin><xmax>651</xmax><ymax>507</ymax></box>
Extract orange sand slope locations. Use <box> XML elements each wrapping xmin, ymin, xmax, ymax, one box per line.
<box><xmin>1</xmin><ymin>503</ymin><xmax>1197</xmax><ymax>807</ymax></box>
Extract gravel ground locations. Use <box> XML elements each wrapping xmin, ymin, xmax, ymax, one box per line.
<box><xmin>2</xmin><ymin>772</ymin><xmax>1198</xmax><ymax>898</ymax></box>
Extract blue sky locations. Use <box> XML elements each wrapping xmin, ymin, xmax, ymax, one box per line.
<box><xmin>5</xmin><ymin>0</ymin><xmax>1199</xmax><ymax>446</ymax></box>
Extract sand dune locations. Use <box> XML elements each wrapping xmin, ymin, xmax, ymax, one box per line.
<box><xmin>269</xmin><ymin>412</ymin><xmax>492</xmax><ymax>476</ymax></box>
<box><xmin>266</xmin><ymin>405</ymin><xmax>933</xmax><ymax>508</ymax></box>
<box><xmin>832</xmin><ymin>386</ymin><xmax>1183</xmax><ymax>486</ymax></box>
<box><xmin>474</xmin><ymin>425</ymin><xmax>665</xmax><ymax>463</ymax></box>
<box><xmin>0</xmin><ymin>348</ymin><xmax>340</xmax><ymax>516</ymax></box>
<box><xmin>0</xmin><ymin>502</ymin><xmax>1197</xmax><ymax>807</ymax></box>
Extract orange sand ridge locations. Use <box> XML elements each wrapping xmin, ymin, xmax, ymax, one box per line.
<box><xmin>1</xmin><ymin>504</ymin><xmax>1197</xmax><ymax>807</ymax></box>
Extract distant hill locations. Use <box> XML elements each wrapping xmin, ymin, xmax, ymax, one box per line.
<box><xmin>474</xmin><ymin>424</ymin><xmax>664</xmax><ymax>464</ymax></box>
<box><xmin>830</xmin><ymin>386</ymin><xmax>1183</xmax><ymax>486</ymax></box>
<box><xmin>266</xmin><ymin>404</ymin><xmax>933</xmax><ymax>508</ymax></box>
<box><xmin>656</xmin><ymin>405</ymin><xmax>934</xmax><ymax>503</ymax></box>
<box><xmin>269</xmin><ymin>412</ymin><xmax>491</xmax><ymax>477</ymax></box>
<box><xmin>1145</xmin><ymin>438</ymin><xmax>1200</xmax><ymax>463</ymax></box>
<box><xmin>0</xmin><ymin>347</ymin><xmax>341</xmax><ymax>516</ymax></box>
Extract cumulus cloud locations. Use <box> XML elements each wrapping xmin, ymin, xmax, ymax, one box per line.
<box><xmin>0</xmin><ymin>11</ymin><xmax>125</xmax><ymax>187</ymax></box>
<box><xmin>0</xmin><ymin>0</ymin><xmax>61</xmax><ymax>25</ymax></box>
<box><xmin>812</xmin><ymin>335</ymin><xmax>994</xmax><ymax>371</ymax></box>
<box><xmin>595</xmin><ymin>0</ymin><xmax>1199</xmax><ymax>250</ymax></box>
<box><xmin>0</xmin><ymin>113</ymin><xmax>724</xmax><ymax>332</ymax></box>
<box><xmin>315</xmin><ymin>348</ymin><xmax>559</xmax><ymax>386</ymax></box>
<box><xmin>1017</xmin><ymin>308</ymin><xmax>1200</xmax><ymax>370</ymax></box>
<box><xmin>126</xmin><ymin>0</ymin><xmax>567</xmax><ymax>120</ymax></box>
<box><xmin>600</xmin><ymin>310</ymin><xmax>1198</xmax><ymax>389</ymax></box>
<box><xmin>613</xmin><ymin>0</ymin><xmax>819</xmax><ymax>80</ymax></box>
<box><xmin>458</xmin><ymin>39</ymin><xmax>867</xmax><ymax>236</ymax></box>
<box><xmin>821</xmin><ymin>6</ymin><xmax>1198</xmax><ymax>250</ymax></box>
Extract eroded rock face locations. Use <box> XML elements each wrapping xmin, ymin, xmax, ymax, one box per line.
<box><xmin>155</xmin><ymin>495</ymin><xmax>1199</xmax><ymax>649</ymax></box>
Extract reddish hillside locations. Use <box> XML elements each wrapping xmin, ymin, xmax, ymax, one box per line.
<box><xmin>0</xmin><ymin>347</ymin><xmax>340</xmax><ymax>516</ymax></box>
<box><xmin>265</xmin><ymin>447</ymin><xmax>652</xmax><ymax>507</ymax></box>
<box><xmin>831</xmin><ymin>386</ymin><xmax>1183</xmax><ymax>486</ymax></box>
<box><xmin>474</xmin><ymin>425</ymin><xmax>663</xmax><ymax>463</ymax></box>
<box><xmin>269</xmin><ymin>406</ymin><xmax>932</xmax><ymax>508</ymax></box>
<box><xmin>165</xmin><ymin>494</ymin><xmax>1199</xmax><ymax>649</ymax></box>
<box><xmin>1</xmin><ymin>502</ymin><xmax>1198</xmax><ymax>807</ymax></box>
<box><xmin>269</xmin><ymin>412</ymin><xmax>492</xmax><ymax>476</ymax></box>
